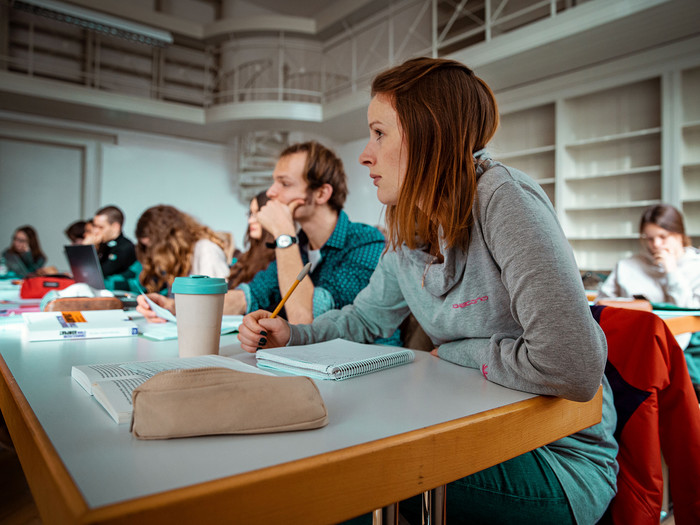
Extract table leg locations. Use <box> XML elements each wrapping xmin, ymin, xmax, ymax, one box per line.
<box><xmin>421</xmin><ymin>485</ymin><xmax>446</xmax><ymax>524</ymax></box>
<box><xmin>374</xmin><ymin>503</ymin><xmax>399</xmax><ymax>525</ymax></box>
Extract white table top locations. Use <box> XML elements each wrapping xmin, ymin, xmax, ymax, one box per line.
<box><xmin>0</xmin><ymin>323</ymin><xmax>535</xmax><ymax>510</ymax></box>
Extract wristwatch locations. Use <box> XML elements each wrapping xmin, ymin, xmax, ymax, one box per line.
<box><xmin>267</xmin><ymin>234</ymin><xmax>298</xmax><ymax>249</ymax></box>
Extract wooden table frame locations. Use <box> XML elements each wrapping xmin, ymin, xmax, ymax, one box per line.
<box><xmin>0</xmin><ymin>352</ymin><xmax>602</xmax><ymax>525</ymax></box>
<box><xmin>663</xmin><ymin>314</ymin><xmax>700</xmax><ymax>337</ymax></box>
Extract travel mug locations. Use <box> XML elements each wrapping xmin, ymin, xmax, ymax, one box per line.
<box><xmin>172</xmin><ymin>275</ymin><xmax>227</xmax><ymax>357</ymax></box>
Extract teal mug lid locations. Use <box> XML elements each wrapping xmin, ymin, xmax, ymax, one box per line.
<box><xmin>171</xmin><ymin>275</ymin><xmax>227</xmax><ymax>295</ymax></box>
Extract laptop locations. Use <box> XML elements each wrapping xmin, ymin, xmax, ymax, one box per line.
<box><xmin>64</xmin><ymin>245</ymin><xmax>138</xmax><ymax>308</ymax></box>
<box><xmin>64</xmin><ymin>244</ymin><xmax>106</xmax><ymax>289</ymax></box>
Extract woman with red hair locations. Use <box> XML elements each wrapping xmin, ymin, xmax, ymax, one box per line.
<box><xmin>238</xmin><ymin>58</ymin><xmax>616</xmax><ymax>524</ymax></box>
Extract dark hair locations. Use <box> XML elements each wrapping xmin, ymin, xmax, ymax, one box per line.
<box><xmin>64</xmin><ymin>220</ymin><xmax>87</xmax><ymax>242</ymax></box>
<box><xmin>228</xmin><ymin>191</ymin><xmax>276</xmax><ymax>288</ymax></box>
<box><xmin>10</xmin><ymin>225</ymin><xmax>45</xmax><ymax>261</ymax></box>
<box><xmin>371</xmin><ymin>57</ymin><xmax>499</xmax><ymax>251</ymax></box>
<box><xmin>640</xmin><ymin>204</ymin><xmax>690</xmax><ymax>247</ymax></box>
<box><xmin>279</xmin><ymin>141</ymin><xmax>348</xmax><ymax>212</ymax></box>
<box><xmin>95</xmin><ymin>205</ymin><xmax>125</xmax><ymax>227</ymax></box>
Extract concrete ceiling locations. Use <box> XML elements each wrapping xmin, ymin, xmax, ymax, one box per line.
<box><xmin>0</xmin><ymin>0</ymin><xmax>698</xmax><ymax>144</ymax></box>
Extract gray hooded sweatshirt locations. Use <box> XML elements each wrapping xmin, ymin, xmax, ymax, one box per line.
<box><xmin>290</xmin><ymin>154</ymin><xmax>618</xmax><ymax>524</ymax></box>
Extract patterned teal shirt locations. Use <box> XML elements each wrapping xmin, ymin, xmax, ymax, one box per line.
<box><xmin>240</xmin><ymin>210</ymin><xmax>386</xmax><ymax>318</ymax></box>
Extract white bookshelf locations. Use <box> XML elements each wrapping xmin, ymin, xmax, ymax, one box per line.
<box><xmin>487</xmin><ymin>35</ymin><xmax>700</xmax><ymax>271</ymax></box>
<box><xmin>490</xmin><ymin>75</ymin><xmax>692</xmax><ymax>271</ymax></box>
<box><xmin>681</xmin><ymin>66</ymin><xmax>700</xmax><ymax>245</ymax></box>
<box><xmin>489</xmin><ymin>104</ymin><xmax>556</xmax><ymax>206</ymax></box>
<box><xmin>558</xmin><ymin>77</ymin><xmax>662</xmax><ymax>272</ymax></box>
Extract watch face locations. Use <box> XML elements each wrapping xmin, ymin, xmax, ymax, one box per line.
<box><xmin>277</xmin><ymin>235</ymin><xmax>294</xmax><ymax>248</ymax></box>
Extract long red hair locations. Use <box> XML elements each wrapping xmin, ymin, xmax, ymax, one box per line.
<box><xmin>371</xmin><ymin>57</ymin><xmax>499</xmax><ymax>251</ymax></box>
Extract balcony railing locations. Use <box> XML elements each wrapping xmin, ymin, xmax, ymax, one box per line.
<box><xmin>1</xmin><ymin>0</ymin><xmax>587</xmax><ymax>108</ymax></box>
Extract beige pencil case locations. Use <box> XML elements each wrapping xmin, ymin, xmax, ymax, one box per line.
<box><xmin>130</xmin><ymin>367</ymin><xmax>328</xmax><ymax>440</ymax></box>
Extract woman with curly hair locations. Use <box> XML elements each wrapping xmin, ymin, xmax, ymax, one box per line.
<box><xmin>2</xmin><ymin>225</ymin><xmax>47</xmax><ymax>276</ymax></box>
<box><xmin>227</xmin><ymin>191</ymin><xmax>276</xmax><ymax>289</ymax></box>
<box><xmin>135</xmin><ymin>205</ymin><xmax>229</xmax><ymax>293</ymax></box>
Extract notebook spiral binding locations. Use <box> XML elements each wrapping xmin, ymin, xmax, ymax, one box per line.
<box><xmin>332</xmin><ymin>353</ymin><xmax>412</xmax><ymax>380</ymax></box>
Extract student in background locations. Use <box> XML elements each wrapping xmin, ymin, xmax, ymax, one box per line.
<box><xmin>597</xmin><ymin>203</ymin><xmax>700</xmax><ymax>398</ymax></box>
<box><xmin>597</xmin><ymin>204</ymin><xmax>700</xmax><ymax>307</ymax></box>
<box><xmin>238</xmin><ymin>58</ymin><xmax>617</xmax><ymax>524</ymax></box>
<box><xmin>81</xmin><ymin>219</ymin><xmax>100</xmax><ymax>245</ymax></box>
<box><xmin>227</xmin><ymin>190</ymin><xmax>276</xmax><ymax>289</ymax></box>
<box><xmin>138</xmin><ymin>141</ymin><xmax>389</xmax><ymax>328</ymax></box>
<box><xmin>92</xmin><ymin>206</ymin><xmax>136</xmax><ymax>278</ymax></box>
<box><xmin>64</xmin><ymin>220</ymin><xmax>87</xmax><ymax>245</ymax></box>
<box><xmin>135</xmin><ymin>204</ymin><xmax>230</xmax><ymax>293</ymax></box>
<box><xmin>2</xmin><ymin>225</ymin><xmax>47</xmax><ymax>276</ymax></box>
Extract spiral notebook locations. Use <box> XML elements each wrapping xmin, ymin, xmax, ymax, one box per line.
<box><xmin>256</xmin><ymin>339</ymin><xmax>415</xmax><ymax>381</ymax></box>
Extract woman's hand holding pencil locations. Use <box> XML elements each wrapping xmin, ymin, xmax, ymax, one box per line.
<box><xmin>237</xmin><ymin>262</ymin><xmax>312</xmax><ymax>353</ymax></box>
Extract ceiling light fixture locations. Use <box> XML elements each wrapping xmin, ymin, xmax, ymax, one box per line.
<box><xmin>12</xmin><ymin>0</ymin><xmax>174</xmax><ymax>47</ymax></box>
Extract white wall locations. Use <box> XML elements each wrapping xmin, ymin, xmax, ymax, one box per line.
<box><xmin>0</xmin><ymin>114</ymin><xmax>385</xmax><ymax>273</ymax></box>
<box><xmin>100</xmin><ymin>132</ymin><xmax>248</xmax><ymax>256</ymax></box>
<box><xmin>0</xmin><ymin>138</ymin><xmax>83</xmax><ymax>271</ymax></box>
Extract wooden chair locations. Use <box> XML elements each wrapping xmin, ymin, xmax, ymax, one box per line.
<box><xmin>398</xmin><ymin>314</ymin><xmax>433</xmax><ymax>351</ymax></box>
<box><xmin>43</xmin><ymin>296</ymin><xmax>123</xmax><ymax>312</ymax></box>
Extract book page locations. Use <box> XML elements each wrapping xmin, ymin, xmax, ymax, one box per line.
<box><xmin>71</xmin><ymin>363</ymin><xmax>145</xmax><ymax>394</ymax></box>
<box><xmin>120</xmin><ymin>355</ymin><xmax>269</xmax><ymax>378</ymax></box>
<box><xmin>138</xmin><ymin>289</ymin><xmax>177</xmax><ymax>323</ymax></box>
<box><xmin>93</xmin><ymin>377</ymin><xmax>147</xmax><ymax>424</ymax></box>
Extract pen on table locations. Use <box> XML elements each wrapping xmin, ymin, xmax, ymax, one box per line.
<box><xmin>269</xmin><ymin>262</ymin><xmax>312</xmax><ymax>319</ymax></box>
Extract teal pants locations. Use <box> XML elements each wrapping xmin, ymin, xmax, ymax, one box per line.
<box><xmin>346</xmin><ymin>449</ymin><xmax>575</xmax><ymax>525</ymax></box>
<box><xmin>684</xmin><ymin>332</ymin><xmax>700</xmax><ymax>386</ymax></box>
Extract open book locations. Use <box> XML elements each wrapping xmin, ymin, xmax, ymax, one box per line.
<box><xmin>256</xmin><ymin>339</ymin><xmax>415</xmax><ymax>381</ymax></box>
<box><xmin>72</xmin><ymin>355</ymin><xmax>269</xmax><ymax>424</ymax></box>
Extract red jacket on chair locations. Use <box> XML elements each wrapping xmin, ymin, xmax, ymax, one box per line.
<box><xmin>591</xmin><ymin>305</ymin><xmax>700</xmax><ymax>525</ymax></box>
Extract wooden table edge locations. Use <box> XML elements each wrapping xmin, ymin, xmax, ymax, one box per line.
<box><xmin>0</xmin><ymin>354</ymin><xmax>89</xmax><ymax>523</ymax></box>
<box><xmin>4</xmin><ymin>381</ymin><xmax>601</xmax><ymax>525</ymax></box>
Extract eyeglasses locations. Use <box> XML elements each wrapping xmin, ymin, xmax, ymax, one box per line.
<box><xmin>640</xmin><ymin>232</ymin><xmax>672</xmax><ymax>243</ymax></box>
<box><xmin>13</xmin><ymin>236</ymin><xmax>29</xmax><ymax>244</ymax></box>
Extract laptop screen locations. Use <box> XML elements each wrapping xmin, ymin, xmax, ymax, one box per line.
<box><xmin>64</xmin><ymin>244</ymin><xmax>106</xmax><ymax>290</ymax></box>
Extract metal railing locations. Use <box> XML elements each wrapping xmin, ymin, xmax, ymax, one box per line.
<box><xmin>2</xmin><ymin>0</ymin><xmax>587</xmax><ymax>108</ymax></box>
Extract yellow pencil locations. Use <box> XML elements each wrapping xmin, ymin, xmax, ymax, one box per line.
<box><xmin>269</xmin><ymin>262</ymin><xmax>312</xmax><ymax>319</ymax></box>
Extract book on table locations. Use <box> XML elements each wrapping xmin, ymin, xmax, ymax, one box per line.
<box><xmin>255</xmin><ymin>338</ymin><xmax>416</xmax><ymax>381</ymax></box>
<box><xmin>23</xmin><ymin>310</ymin><xmax>138</xmax><ymax>341</ymax></box>
<box><xmin>72</xmin><ymin>355</ymin><xmax>270</xmax><ymax>424</ymax></box>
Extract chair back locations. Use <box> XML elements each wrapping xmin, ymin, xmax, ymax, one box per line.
<box><xmin>591</xmin><ymin>305</ymin><xmax>700</xmax><ymax>525</ymax></box>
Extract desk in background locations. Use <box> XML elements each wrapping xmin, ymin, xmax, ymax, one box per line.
<box><xmin>593</xmin><ymin>296</ymin><xmax>700</xmax><ymax>337</ymax></box>
<box><xmin>654</xmin><ymin>311</ymin><xmax>700</xmax><ymax>336</ymax></box>
<box><xmin>0</xmin><ymin>280</ymin><xmax>40</xmax><ymax>317</ymax></box>
<box><xmin>0</xmin><ymin>323</ymin><xmax>602</xmax><ymax>524</ymax></box>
